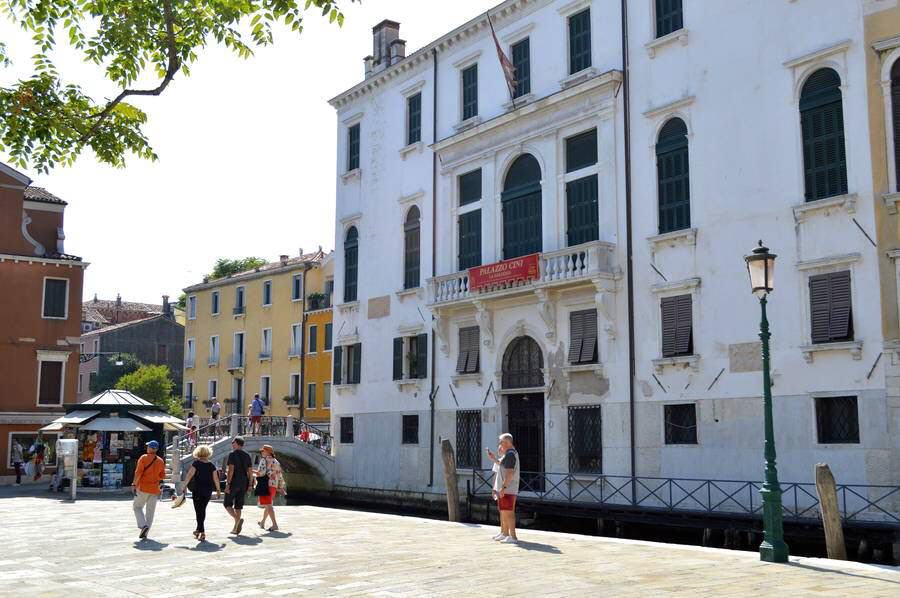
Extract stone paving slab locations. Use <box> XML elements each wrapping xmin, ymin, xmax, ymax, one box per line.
<box><xmin>0</xmin><ymin>491</ymin><xmax>898</xmax><ymax>597</ymax></box>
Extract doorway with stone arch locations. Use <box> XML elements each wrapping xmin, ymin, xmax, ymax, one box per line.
<box><xmin>501</xmin><ymin>335</ymin><xmax>545</xmax><ymax>492</ymax></box>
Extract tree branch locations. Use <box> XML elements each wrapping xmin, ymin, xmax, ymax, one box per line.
<box><xmin>79</xmin><ymin>0</ymin><xmax>180</xmax><ymax>144</ymax></box>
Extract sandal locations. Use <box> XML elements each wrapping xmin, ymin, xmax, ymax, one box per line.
<box><xmin>267</xmin><ymin>525</ymin><xmax>279</xmax><ymax>532</ymax></box>
<box><xmin>193</xmin><ymin>531</ymin><xmax>200</xmax><ymax>539</ymax></box>
<box><xmin>199</xmin><ymin>533</ymin><xmax>206</xmax><ymax>541</ymax></box>
<box><xmin>258</xmin><ymin>520</ymin><xmax>265</xmax><ymax>529</ymax></box>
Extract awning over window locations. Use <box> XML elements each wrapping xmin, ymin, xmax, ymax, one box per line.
<box><xmin>80</xmin><ymin>417</ymin><xmax>151</xmax><ymax>432</ymax></box>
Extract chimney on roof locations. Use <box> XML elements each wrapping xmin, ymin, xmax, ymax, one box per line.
<box><xmin>369</xmin><ymin>20</ymin><xmax>401</xmax><ymax>76</ymax></box>
<box><xmin>93</xmin><ymin>293</ymin><xmax>98</xmax><ymax>302</ymax></box>
<box><xmin>299</xmin><ymin>247</ymin><xmax>304</xmax><ymax>257</ymax></box>
<box><xmin>280</xmin><ymin>254</ymin><xmax>289</xmax><ymax>265</ymax></box>
<box><xmin>390</xmin><ymin>38</ymin><xmax>407</xmax><ymax>65</ymax></box>
<box><xmin>116</xmin><ymin>293</ymin><xmax>122</xmax><ymax>308</ymax></box>
<box><xmin>162</xmin><ymin>295</ymin><xmax>172</xmax><ymax>319</ymax></box>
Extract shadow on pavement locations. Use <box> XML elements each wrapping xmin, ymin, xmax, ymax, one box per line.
<box><xmin>229</xmin><ymin>535</ymin><xmax>263</xmax><ymax>546</ymax></box>
<box><xmin>133</xmin><ymin>539</ymin><xmax>169</xmax><ymax>551</ymax></box>
<box><xmin>176</xmin><ymin>542</ymin><xmax>227</xmax><ymax>553</ymax></box>
<box><xmin>515</xmin><ymin>540</ymin><xmax>562</xmax><ymax>554</ymax></box>
<box><xmin>263</xmin><ymin>531</ymin><xmax>293</xmax><ymax>539</ymax></box>
<box><xmin>787</xmin><ymin>562</ymin><xmax>900</xmax><ymax>585</ymax></box>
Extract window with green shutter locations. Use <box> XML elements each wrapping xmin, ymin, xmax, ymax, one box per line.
<box><xmin>809</xmin><ymin>270</ymin><xmax>853</xmax><ymax>344</ymax></box>
<box><xmin>800</xmin><ymin>68</ymin><xmax>847</xmax><ymax>202</ymax></box>
<box><xmin>502</xmin><ymin>154</ymin><xmax>542</xmax><ymax>259</ymax></box>
<box><xmin>512</xmin><ymin>38</ymin><xmax>530</xmax><ymax>98</ymax></box>
<box><xmin>459</xmin><ymin>169</ymin><xmax>482</xmax><ymax>206</ymax></box>
<box><xmin>458</xmin><ymin>210</ymin><xmax>482</xmax><ymax>270</ymax></box>
<box><xmin>568</xmin><ymin>9</ymin><xmax>591</xmax><ymax>75</ymax></box>
<box><xmin>393</xmin><ymin>335</ymin><xmax>428</xmax><ymax>380</ymax></box>
<box><xmin>656</xmin><ymin>118</ymin><xmax>690</xmax><ymax>234</ymax></box>
<box><xmin>462</xmin><ymin>64</ymin><xmax>478</xmax><ymax>120</ymax></box>
<box><xmin>566</xmin><ymin>176</ymin><xmax>599</xmax><ymax>246</ymax></box>
<box><xmin>392</xmin><ymin>337</ymin><xmax>404</xmax><ymax>381</ymax></box>
<box><xmin>568</xmin><ymin>309</ymin><xmax>598</xmax><ymax>364</ymax></box>
<box><xmin>42</xmin><ymin>278</ymin><xmax>68</xmax><ymax>318</ymax></box>
<box><xmin>660</xmin><ymin>294</ymin><xmax>693</xmax><ymax>358</ymax></box>
<box><xmin>407</xmin><ymin>93</ymin><xmax>421</xmax><ymax>145</ymax></box>
<box><xmin>347</xmin><ymin>123</ymin><xmax>360</xmax><ymax>171</ymax></box>
<box><xmin>655</xmin><ymin>0</ymin><xmax>683</xmax><ymax>38</ymax></box>
<box><xmin>404</xmin><ymin>206</ymin><xmax>421</xmax><ymax>289</ymax></box>
<box><xmin>456</xmin><ymin>326</ymin><xmax>480</xmax><ymax>374</ymax></box>
<box><xmin>566</xmin><ymin>129</ymin><xmax>598</xmax><ymax>173</ymax></box>
<box><xmin>333</xmin><ymin>345</ymin><xmax>342</xmax><ymax>384</ymax></box>
<box><xmin>343</xmin><ymin>226</ymin><xmax>358</xmax><ymax>303</ymax></box>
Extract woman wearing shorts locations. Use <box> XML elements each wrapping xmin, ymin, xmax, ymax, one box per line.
<box><xmin>253</xmin><ymin>444</ymin><xmax>286</xmax><ymax>532</ymax></box>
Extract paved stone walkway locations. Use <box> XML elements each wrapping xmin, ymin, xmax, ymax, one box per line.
<box><xmin>0</xmin><ymin>490</ymin><xmax>898</xmax><ymax>596</ymax></box>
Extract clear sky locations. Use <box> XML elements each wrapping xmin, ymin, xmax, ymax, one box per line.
<box><xmin>0</xmin><ymin>1</ymin><xmax>497</xmax><ymax>304</ymax></box>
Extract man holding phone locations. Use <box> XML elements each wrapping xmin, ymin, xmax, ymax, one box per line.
<box><xmin>485</xmin><ymin>433</ymin><xmax>520</xmax><ymax>544</ymax></box>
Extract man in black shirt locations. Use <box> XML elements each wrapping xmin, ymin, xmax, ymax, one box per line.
<box><xmin>224</xmin><ymin>436</ymin><xmax>253</xmax><ymax>535</ymax></box>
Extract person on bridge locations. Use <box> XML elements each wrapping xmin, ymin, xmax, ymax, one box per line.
<box><xmin>224</xmin><ymin>436</ymin><xmax>253</xmax><ymax>535</ymax></box>
<box><xmin>131</xmin><ymin>440</ymin><xmax>165</xmax><ymax>540</ymax></box>
<box><xmin>248</xmin><ymin>394</ymin><xmax>265</xmax><ymax>435</ymax></box>
<box><xmin>253</xmin><ymin>444</ymin><xmax>286</xmax><ymax>532</ymax></box>
<box><xmin>210</xmin><ymin>398</ymin><xmax>221</xmax><ymax>420</ymax></box>
<box><xmin>486</xmin><ymin>433</ymin><xmax>520</xmax><ymax>544</ymax></box>
<box><xmin>180</xmin><ymin>444</ymin><xmax>221</xmax><ymax>542</ymax></box>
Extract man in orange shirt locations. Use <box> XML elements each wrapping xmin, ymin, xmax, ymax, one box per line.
<box><xmin>132</xmin><ymin>440</ymin><xmax>165</xmax><ymax>540</ymax></box>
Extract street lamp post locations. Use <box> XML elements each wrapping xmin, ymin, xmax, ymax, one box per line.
<box><xmin>745</xmin><ymin>241</ymin><xmax>789</xmax><ymax>563</ymax></box>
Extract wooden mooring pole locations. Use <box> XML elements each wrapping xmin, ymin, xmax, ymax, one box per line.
<box><xmin>815</xmin><ymin>463</ymin><xmax>847</xmax><ymax>560</ymax></box>
<box><xmin>440</xmin><ymin>438</ymin><xmax>460</xmax><ymax>522</ymax></box>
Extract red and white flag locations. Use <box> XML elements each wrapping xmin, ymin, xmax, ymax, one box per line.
<box><xmin>487</xmin><ymin>13</ymin><xmax>517</xmax><ymax>105</ymax></box>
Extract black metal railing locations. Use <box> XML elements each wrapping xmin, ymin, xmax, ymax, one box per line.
<box><xmin>233</xmin><ymin>305</ymin><xmax>246</xmax><ymax>315</ymax></box>
<box><xmin>468</xmin><ymin>470</ymin><xmax>900</xmax><ymax>526</ymax></box>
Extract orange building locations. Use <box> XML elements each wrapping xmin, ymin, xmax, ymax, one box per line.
<box><xmin>0</xmin><ymin>162</ymin><xmax>87</xmax><ymax>484</ymax></box>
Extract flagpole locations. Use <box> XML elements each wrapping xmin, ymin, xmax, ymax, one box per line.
<box><xmin>487</xmin><ymin>12</ymin><xmax>517</xmax><ymax>111</ymax></box>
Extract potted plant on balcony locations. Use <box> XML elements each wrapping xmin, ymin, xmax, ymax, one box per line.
<box><xmin>282</xmin><ymin>395</ymin><xmax>300</xmax><ymax>407</ymax></box>
<box><xmin>307</xmin><ymin>292</ymin><xmax>326</xmax><ymax>310</ymax></box>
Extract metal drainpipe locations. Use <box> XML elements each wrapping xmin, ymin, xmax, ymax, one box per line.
<box><xmin>428</xmin><ymin>47</ymin><xmax>438</xmax><ymax>487</ymax></box>
<box><xmin>298</xmin><ymin>262</ymin><xmax>312</xmax><ymax>423</ymax></box>
<box><xmin>620</xmin><ymin>0</ymin><xmax>637</xmax><ymax>503</ymax></box>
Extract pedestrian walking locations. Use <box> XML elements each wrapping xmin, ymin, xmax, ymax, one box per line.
<box><xmin>486</xmin><ymin>433</ymin><xmax>520</xmax><ymax>544</ymax></box>
<box><xmin>30</xmin><ymin>435</ymin><xmax>45</xmax><ymax>481</ymax></box>
<box><xmin>252</xmin><ymin>444</ymin><xmax>286</xmax><ymax>532</ymax></box>
<box><xmin>132</xmin><ymin>440</ymin><xmax>165</xmax><ymax>540</ymax></box>
<box><xmin>180</xmin><ymin>444</ymin><xmax>221</xmax><ymax>541</ymax></box>
<box><xmin>10</xmin><ymin>439</ymin><xmax>23</xmax><ymax>486</ymax></box>
<box><xmin>248</xmin><ymin>394</ymin><xmax>265</xmax><ymax>435</ymax></box>
<box><xmin>223</xmin><ymin>436</ymin><xmax>253</xmax><ymax>535</ymax></box>
<box><xmin>188</xmin><ymin>425</ymin><xmax>199</xmax><ymax>449</ymax></box>
<box><xmin>210</xmin><ymin>398</ymin><xmax>221</xmax><ymax>420</ymax></box>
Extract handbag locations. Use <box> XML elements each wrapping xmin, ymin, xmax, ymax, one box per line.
<box><xmin>254</xmin><ymin>474</ymin><xmax>270</xmax><ymax>496</ymax></box>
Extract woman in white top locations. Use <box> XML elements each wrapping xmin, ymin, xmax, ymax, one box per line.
<box><xmin>252</xmin><ymin>444</ymin><xmax>286</xmax><ymax>532</ymax></box>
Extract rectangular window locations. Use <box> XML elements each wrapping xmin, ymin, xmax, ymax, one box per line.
<box><xmin>340</xmin><ymin>416</ymin><xmax>354</xmax><ymax>444</ymax></box>
<box><xmin>511</xmin><ymin>38</ymin><xmax>530</xmax><ymax>98</ymax></box>
<box><xmin>211</xmin><ymin>291</ymin><xmax>220</xmax><ymax>315</ymax></box>
<box><xmin>289</xmin><ymin>374</ymin><xmax>300</xmax><ymax>403</ymax></box>
<box><xmin>260</xmin><ymin>376</ymin><xmax>271</xmax><ymax>400</ymax></box>
<box><xmin>260</xmin><ymin>329</ymin><xmax>272</xmax><ymax>359</ymax></box>
<box><xmin>456</xmin><ymin>410</ymin><xmax>482</xmax><ymax>469</ymax></box>
<box><xmin>402</xmin><ymin>414</ymin><xmax>419</xmax><ymax>445</ymax></box>
<box><xmin>233</xmin><ymin>332</ymin><xmax>245</xmax><ymax>368</ymax></box>
<box><xmin>566</xmin><ymin>175</ymin><xmax>599</xmax><ymax>246</ymax></box>
<box><xmin>660</xmin><ymin>294</ymin><xmax>693</xmax><ymax>358</ymax></box>
<box><xmin>184</xmin><ymin>340</ymin><xmax>194</xmax><ymax>366</ymax></box>
<box><xmin>458</xmin><ymin>210</ymin><xmax>482</xmax><ymax>270</ymax></box>
<box><xmin>89</xmin><ymin>371</ymin><xmax>97</xmax><ymax>392</ymax></box>
<box><xmin>568</xmin><ymin>309</ymin><xmax>598</xmax><ymax>364</ymax></box>
<box><xmin>656</xmin><ymin>0</ymin><xmax>683</xmax><ymax>38</ymax></box>
<box><xmin>209</xmin><ymin>336</ymin><xmax>219</xmax><ymax>364</ymax></box>
<box><xmin>8</xmin><ymin>433</ymin><xmax>58</xmax><ymax>468</ymax></box>
<box><xmin>664</xmin><ymin>404</ymin><xmax>697</xmax><ymax>445</ymax></box>
<box><xmin>407</xmin><ymin>93</ymin><xmax>422</xmax><ymax>145</ymax></box>
<box><xmin>566</xmin><ymin>129</ymin><xmax>598</xmax><ymax>173</ymax></box>
<box><xmin>185</xmin><ymin>381</ymin><xmax>194</xmax><ymax>400</ymax></box>
<box><xmin>37</xmin><ymin>360</ymin><xmax>64</xmax><ymax>405</ymax></box>
<box><xmin>93</xmin><ymin>339</ymin><xmax>99</xmax><ymax>353</ymax></box>
<box><xmin>324</xmin><ymin>323</ymin><xmax>333</xmax><ymax>351</ymax></box>
<box><xmin>462</xmin><ymin>64</ymin><xmax>478</xmax><ymax>121</ymax></box>
<box><xmin>262</xmin><ymin>280</ymin><xmax>272</xmax><ymax>306</ymax></box>
<box><xmin>568</xmin><ymin>9</ymin><xmax>592</xmax><ymax>75</ymax></box>
<box><xmin>323</xmin><ymin>382</ymin><xmax>331</xmax><ymax>408</ymax></box>
<box><xmin>816</xmin><ymin>396</ymin><xmax>860</xmax><ymax>444</ymax></box>
<box><xmin>158</xmin><ymin>343</ymin><xmax>169</xmax><ymax>363</ymax></box>
<box><xmin>78</xmin><ymin>373</ymin><xmax>83</xmax><ymax>394</ymax></box>
<box><xmin>809</xmin><ymin>271</ymin><xmax>853</xmax><ymax>344</ymax></box>
<box><xmin>568</xmin><ymin>405</ymin><xmax>602</xmax><ymax>473</ymax></box>
<box><xmin>338</xmin><ymin>343</ymin><xmax>362</xmax><ymax>384</ymax></box>
<box><xmin>307</xmin><ymin>383</ymin><xmax>316</xmax><ymax>410</ymax></box>
<box><xmin>290</xmin><ymin>324</ymin><xmax>302</xmax><ymax>356</ymax></box>
<box><xmin>292</xmin><ymin>274</ymin><xmax>303</xmax><ymax>301</ymax></box>
<box><xmin>347</xmin><ymin>123</ymin><xmax>360</xmax><ymax>171</ymax></box>
<box><xmin>209</xmin><ymin>379</ymin><xmax>218</xmax><ymax>400</ymax></box>
<box><xmin>234</xmin><ymin>287</ymin><xmax>245</xmax><ymax>315</ymax></box>
<box><xmin>456</xmin><ymin>326</ymin><xmax>480</xmax><ymax>374</ymax></box>
<box><xmin>392</xmin><ymin>335</ymin><xmax>428</xmax><ymax>380</ymax></box>
<box><xmin>325</xmin><ymin>279</ymin><xmax>334</xmax><ymax>305</ymax></box>
<box><xmin>308</xmin><ymin>325</ymin><xmax>318</xmax><ymax>353</ymax></box>
<box><xmin>187</xmin><ymin>295</ymin><xmax>197</xmax><ymax>320</ymax></box>
<box><xmin>459</xmin><ymin>169</ymin><xmax>482</xmax><ymax>206</ymax></box>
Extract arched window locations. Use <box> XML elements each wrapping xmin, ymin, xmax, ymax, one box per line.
<box><xmin>403</xmin><ymin>206</ymin><xmax>421</xmax><ymax>290</ymax></box>
<box><xmin>502</xmin><ymin>336</ymin><xmax>544</xmax><ymax>389</ymax></box>
<box><xmin>656</xmin><ymin>118</ymin><xmax>690</xmax><ymax>234</ymax></box>
<box><xmin>344</xmin><ymin>226</ymin><xmax>358</xmax><ymax>303</ymax></box>
<box><xmin>800</xmin><ymin>68</ymin><xmax>847</xmax><ymax>201</ymax></box>
<box><xmin>891</xmin><ymin>60</ymin><xmax>900</xmax><ymax>192</ymax></box>
<box><xmin>502</xmin><ymin>154</ymin><xmax>542</xmax><ymax>259</ymax></box>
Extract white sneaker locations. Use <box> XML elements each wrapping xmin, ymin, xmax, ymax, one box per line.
<box><xmin>501</xmin><ymin>536</ymin><xmax>518</xmax><ymax>544</ymax></box>
<box><xmin>492</xmin><ymin>533</ymin><xmax>507</xmax><ymax>541</ymax></box>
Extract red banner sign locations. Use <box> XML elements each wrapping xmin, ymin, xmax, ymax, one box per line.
<box><xmin>468</xmin><ymin>254</ymin><xmax>540</xmax><ymax>292</ymax></box>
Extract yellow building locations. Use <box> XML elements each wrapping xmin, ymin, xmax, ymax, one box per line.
<box><xmin>182</xmin><ymin>251</ymin><xmax>333</xmax><ymax>428</ymax></box>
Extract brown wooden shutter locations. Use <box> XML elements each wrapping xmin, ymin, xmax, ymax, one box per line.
<box><xmin>568</xmin><ymin>311</ymin><xmax>584</xmax><ymax>364</ymax></box>
<box><xmin>466</xmin><ymin>327</ymin><xmax>480</xmax><ymax>373</ymax></box>
<box><xmin>38</xmin><ymin>361</ymin><xmax>63</xmax><ymax>405</ymax></box>
<box><xmin>828</xmin><ymin>271</ymin><xmax>852</xmax><ymax>341</ymax></box>
<box><xmin>674</xmin><ymin>295</ymin><xmax>693</xmax><ymax>356</ymax></box>
<box><xmin>660</xmin><ymin>297</ymin><xmax>678</xmax><ymax>358</ymax></box>
<box><xmin>580</xmin><ymin>309</ymin><xmax>598</xmax><ymax>363</ymax></box>
<box><xmin>809</xmin><ymin>274</ymin><xmax>833</xmax><ymax>344</ymax></box>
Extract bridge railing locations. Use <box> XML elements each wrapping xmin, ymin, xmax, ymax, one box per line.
<box><xmin>169</xmin><ymin>415</ymin><xmax>333</xmax><ymax>457</ymax></box>
<box><xmin>467</xmin><ymin>469</ymin><xmax>900</xmax><ymax>526</ymax></box>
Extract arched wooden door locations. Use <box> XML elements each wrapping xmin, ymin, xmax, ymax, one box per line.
<box><xmin>502</xmin><ymin>336</ymin><xmax>544</xmax><ymax>491</ymax></box>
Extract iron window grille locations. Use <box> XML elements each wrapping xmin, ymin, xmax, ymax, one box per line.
<box><xmin>660</xmin><ymin>294</ymin><xmax>693</xmax><ymax>358</ymax></box>
<box><xmin>800</xmin><ymin>68</ymin><xmax>847</xmax><ymax>202</ymax></box>
<box><xmin>456</xmin><ymin>326</ymin><xmax>480</xmax><ymax>374</ymax></box>
<box><xmin>458</xmin><ymin>210</ymin><xmax>482</xmax><ymax>270</ymax></box>
<box><xmin>344</xmin><ymin>227</ymin><xmax>358</xmax><ymax>303</ymax></box>
<box><xmin>462</xmin><ymin>64</ymin><xmax>478</xmax><ymax>121</ymax></box>
<box><xmin>511</xmin><ymin>38</ymin><xmax>530</xmax><ymax>98</ymax></box>
<box><xmin>568</xmin><ymin>309</ymin><xmax>598</xmax><ymax>364</ymax></box>
<box><xmin>407</xmin><ymin>93</ymin><xmax>422</xmax><ymax>145</ymax></box>
<box><xmin>664</xmin><ymin>404</ymin><xmax>697</xmax><ymax>445</ymax></box>
<box><xmin>656</xmin><ymin>118</ymin><xmax>690</xmax><ymax>234</ymax></box>
<box><xmin>568</xmin><ymin>9</ymin><xmax>592</xmax><ymax>75</ymax></box>
<box><xmin>568</xmin><ymin>405</ymin><xmax>602</xmax><ymax>474</ymax></box>
<box><xmin>404</xmin><ymin>206</ymin><xmax>421</xmax><ymax>289</ymax></box>
<box><xmin>456</xmin><ymin>410</ymin><xmax>482</xmax><ymax>468</ymax></box>
<box><xmin>340</xmin><ymin>417</ymin><xmax>354</xmax><ymax>444</ymax></box>
<box><xmin>402</xmin><ymin>415</ymin><xmax>419</xmax><ymax>445</ymax></box>
<box><xmin>655</xmin><ymin>0</ymin><xmax>683</xmax><ymax>38</ymax></box>
<box><xmin>502</xmin><ymin>336</ymin><xmax>544</xmax><ymax>389</ymax></box>
<box><xmin>809</xmin><ymin>271</ymin><xmax>853</xmax><ymax>344</ymax></box>
<box><xmin>815</xmin><ymin>396</ymin><xmax>860</xmax><ymax>444</ymax></box>
<box><xmin>347</xmin><ymin>123</ymin><xmax>360</xmax><ymax>171</ymax></box>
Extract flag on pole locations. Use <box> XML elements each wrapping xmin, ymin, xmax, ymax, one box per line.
<box><xmin>487</xmin><ymin>13</ymin><xmax>517</xmax><ymax>108</ymax></box>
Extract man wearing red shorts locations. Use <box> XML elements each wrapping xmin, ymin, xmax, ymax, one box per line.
<box><xmin>487</xmin><ymin>433</ymin><xmax>520</xmax><ymax>544</ymax></box>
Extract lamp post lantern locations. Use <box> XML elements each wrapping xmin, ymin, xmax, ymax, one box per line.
<box><xmin>745</xmin><ymin>241</ymin><xmax>789</xmax><ymax>563</ymax></box>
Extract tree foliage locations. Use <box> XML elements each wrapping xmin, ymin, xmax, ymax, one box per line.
<box><xmin>0</xmin><ymin>0</ymin><xmax>355</xmax><ymax>172</ymax></box>
<box><xmin>116</xmin><ymin>363</ymin><xmax>183</xmax><ymax>417</ymax></box>
<box><xmin>210</xmin><ymin>256</ymin><xmax>267</xmax><ymax>280</ymax></box>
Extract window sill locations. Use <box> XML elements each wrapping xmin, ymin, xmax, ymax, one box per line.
<box><xmin>207</xmin><ymin>362</ymin><xmax>218</xmax><ymax>368</ymax></box>
<box><xmin>792</xmin><ymin>193</ymin><xmax>857</xmax><ymax>223</ymax></box>
<box><xmin>334</xmin><ymin>384</ymin><xmax>358</xmax><ymax>394</ymax></box>
<box><xmin>453</xmin><ymin>116</ymin><xmax>482</xmax><ymax>133</ymax></box>
<box><xmin>341</xmin><ymin>168</ymin><xmax>361</xmax><ymax>183</ymax></box>
<box><xmin>399</xmin><ymin>141</ymin><xmax>424</xmax><ymax>159</ymax></box>
<box><xmin>800</xmin><ymin>341</ymin><xmax>863</xmax><ymax>363</ymax></box>
<box><xmin>503</xmin><ymin>93</ymin><xmax>535</xmax><ymax>111</ymax></box>
<box><xmin>396</xmin><ymin>287</ymin><xmax>424</xmax><ymax>301</ymax></box>
<box><xmin>337</xmin><ymin>301</ymin><xmax>360</xmax><ymax>315</ymax></box>
<box><xmin>645</xmin><ymin>28</ymin><xmax>689</xmax><ymax>58</ymax></box>
<box><xmin>653</xmin><ymin>354</ymin><xmax>700</xmax><ymax>374</ymax></box>
<box><xmin>395</xmin><ymin>379</ymin><xmax>424</xmax><ymax>390</ymax></box>
<box><xmin>562</xmin><ymin>363</ymin><xmax>604</xmax><ymax>379</ymax></box>
<box><xmin>559</xmin><ymin>67</ymin><xmax>599</xmax><ymax>90</ymax></box>
<box><xmin>288</xmin><ymin>352</ymin><xmax>301</xmax><ymax>360</ymax></box>
<box><xmin>451</xmin><ymin>372</ymin><xmax>482</xmax><ymax>387</ymax></box>
<box><xmin>884</xmin><ymin>191</ymin><xmax>900</xmax><ymax>215</ymax></box>
<box><xmin>185</xmin><ymin>363</ymin><xmax>195</xmax><ymax>370</ymax></box>
<box><xmin>258</xmin><ymin>356</ymin><xmax>272</xmax><ymax>362</ymax></box>
<box><xmin>648</xmin><ymin>228</ymin><xmax>697</xmax><ymax>252</ymax></box>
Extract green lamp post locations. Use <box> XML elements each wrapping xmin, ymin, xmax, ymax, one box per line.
<box><xmin>745</xmin><ymin>241</ymin><xmax>789</xmax><ymax>563</ymax></box>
